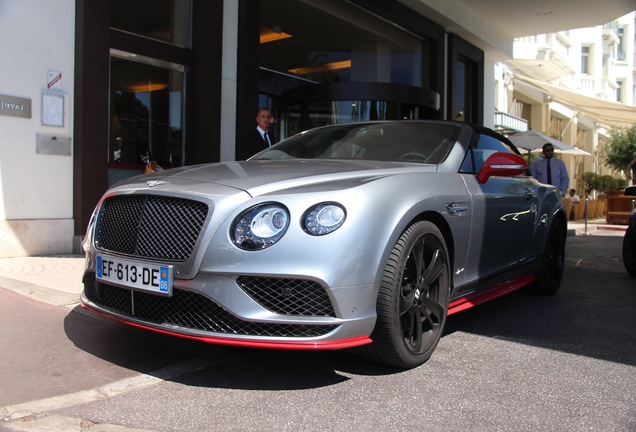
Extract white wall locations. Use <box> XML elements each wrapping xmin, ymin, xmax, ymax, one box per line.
<box><xmin>483</xmin><ymin>58</ymin><xmax>496</xmax><ymax>128</ymax></box>
<box><xmin>220</xmin><ymin>0</ymin><xmax>239</xmax><ymax>162</ymax></box>
<box><xmin>0</xmin><ymin>0</ymin><xmax>75</xmax><ymax>257</ymax></box>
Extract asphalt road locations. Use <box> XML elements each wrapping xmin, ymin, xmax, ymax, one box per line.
<box><xmin>1</xmin><ymin>234</ymin><xmax>635</xmax><ymax>432</ymax></box>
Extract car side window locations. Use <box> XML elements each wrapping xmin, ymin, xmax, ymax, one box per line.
<box><xmin>460</xmin><ymin>134</ymin><xmax>515</xmax><ymax>174</ymax></box>
<box><xmin>459</xmin><ymin>148</ymin><xmax>475</xmax><ymax>173</ymax></box>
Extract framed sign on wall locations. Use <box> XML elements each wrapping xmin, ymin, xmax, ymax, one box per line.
<box><xmin>42</xmin><ymin>92</ymin><xmax>64</xmax><ymax>127</ymax></box>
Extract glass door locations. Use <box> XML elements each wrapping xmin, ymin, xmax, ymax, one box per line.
<box><xmin>108</xmin><ymin>53</ymin><xmax>185</xmax><ymax>185</ymax></box>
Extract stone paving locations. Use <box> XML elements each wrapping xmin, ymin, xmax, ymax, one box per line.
<box><xmin>0</xmin><ymin>255</ymin><xmax>85</xmax><ymax>294</ymax></box>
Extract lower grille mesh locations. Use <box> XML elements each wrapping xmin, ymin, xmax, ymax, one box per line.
<box><xmin>237</xmin><ymin>276</ymin><xmax>336</xmax><ymax>317</ymax></box>
<box><xmin>83</xmin><ymin>273</ymin><xmax>337</xmax><ymax>338</ymax></box>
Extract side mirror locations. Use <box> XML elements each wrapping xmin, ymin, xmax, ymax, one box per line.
<box><xmin>477</xmin><ymin>152</ymin><xmax>528</xmax><ymax>183</ymax></box>
<box><xmin>625</xmin><ymin>186</ymin><xmax>636</xmax><ymax>197</ymax></box>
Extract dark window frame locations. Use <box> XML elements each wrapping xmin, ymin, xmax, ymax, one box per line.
<box><xmin>73</xmin><ymin>0</ymin><xmax>222</xmax><ymax>239</ymax></box>
<box><xmin>447</xmin><ymin>34</ymin><xmax>484</xmax><ymax>125</ymax></box>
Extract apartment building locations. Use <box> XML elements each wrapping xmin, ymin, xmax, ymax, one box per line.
<box><xmin>495</xmin><ymin>11</ymin><xmax>636</xmax><ymax>194</ymax></box>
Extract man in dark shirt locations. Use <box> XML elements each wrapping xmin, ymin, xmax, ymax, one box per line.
<box><xmin>239</xmin><ymin>108</ymin><xmax>274</xmax><ymax>160</ymax></box>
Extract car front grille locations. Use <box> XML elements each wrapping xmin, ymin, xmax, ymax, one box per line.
<box><xmin>94</xmin><ymin>195</ymin><xmax>208</xmax><ymax>261</ymax></box>
<box><xmin>83</xmin><ymin>273</ymin><xmax>337</xmax><ymax>338</ymax></box>
<box><xmin>236</xmin><ymin>276</ymin><xmax>336</xmax><ymax>317</ymax></box>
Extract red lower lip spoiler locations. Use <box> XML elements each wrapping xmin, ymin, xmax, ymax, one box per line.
<box><xmin>81</xmin><ymin>303</ymin><xmax>372</xmax><ymax>350</ymax></box>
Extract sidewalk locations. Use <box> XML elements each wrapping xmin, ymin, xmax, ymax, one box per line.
<box><xmin>0</xmin><ymin>254</ymin><xmax>86</xmax><ymax>307</ymax></box>
<box><xmin>566</xmin><ymin>217</ymin><xmax>627</xmax><ymax>237</ymax></box>
<box><xmin>0</xmin><ymin>256</ymin><xmax>160</xmax><ymax>432</ymax></box>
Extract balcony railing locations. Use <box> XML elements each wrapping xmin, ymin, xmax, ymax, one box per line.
<box><xmin>579</xmin><ymin>76</ymin><xmax>597</xmax><ymax>90</ymax></box>
<box><xmin>494</xmin><ymin>112</ymin><xmax>528</xmax><ymax>135</ymax></box>
<box><xmin>553</xmin><ymin>33</ymin><xmax>571</xmax><ymax>60</ymax></box>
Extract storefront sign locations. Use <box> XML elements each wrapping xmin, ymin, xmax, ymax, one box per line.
<box><xmin>0</xmin><ymin>94</ymin><xmax>32</xmax><ymax>118</ymax></box>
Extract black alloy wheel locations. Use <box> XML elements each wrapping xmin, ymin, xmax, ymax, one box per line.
<box><xmin>530</xmin><ymin>217</ymin><xmax>566</xmax><ymax>295</ymax></box>
<box><xmin>363</xmin><ymin>221</ymin><xmax>450</xmax><ymax>368</ymax></box>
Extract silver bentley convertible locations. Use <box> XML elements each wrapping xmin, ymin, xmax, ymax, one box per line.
<box><xmin>81</xmin><ymin>120</ymin><xmax>567</xmax><ymax>368</ymax></box>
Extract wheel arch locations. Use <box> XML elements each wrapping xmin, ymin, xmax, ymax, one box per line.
<box><xmin>404</xmin><ymin>210</ymin><xmax>455</xmax><ymax>280</ymax></box>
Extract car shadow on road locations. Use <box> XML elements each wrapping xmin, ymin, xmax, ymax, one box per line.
<box><xmin>444</xmin><ymin>235</ymin><xmax>636</xmax><ymax>368</ymax></box>
<box><xmin>63</xmin><ymin>306</ymin><xmax>404</xmax><ymax>391</ymax></box>
<box><xmin>64</xmin><ymin>236</ymin><xmax>635</xmax><ymax>390</ymax></box>
<box><xmin>63</xmin><ymin>306</ymin><xmax>202</xmax><ymax>373</ymax></box>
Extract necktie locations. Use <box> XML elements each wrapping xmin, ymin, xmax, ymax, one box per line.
<box><xmin>263</xmin><ymin>131</ymin><xmax>270</xmax><ymax>146</ymax></box>
<box><xmin>546</xmin><ymin>158</ymin><xmax>552</xmax><ymax>184</ymax></box>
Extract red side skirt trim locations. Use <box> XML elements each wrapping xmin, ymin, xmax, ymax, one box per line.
<box><xmin>447</xmin><ymin>274</ymin><xmax>536</xmax><ymax>316</ymax></box>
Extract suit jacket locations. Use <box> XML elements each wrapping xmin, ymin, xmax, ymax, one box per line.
<box><xmin>239</xmin><ymin>128</ymin><xmax>270</xmax><ymax>160</ymax></box>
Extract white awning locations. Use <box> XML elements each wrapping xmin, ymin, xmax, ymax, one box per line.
<box><xmin>514</xmin><ymin>76</ymin><xmax>636</xmax><ymax>128</ymax></box>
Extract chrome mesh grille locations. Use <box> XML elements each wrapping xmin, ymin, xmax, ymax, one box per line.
<box><xmin>83</xmin><ymin>274</ymin><xmax>337</xmax><ymax>338</ymax></box>
<box><xmin>95</xmin><ymin>195</ymin><xmax>208</xmax><ymax>261</ymax></box>
<box><xmin>236</xmin><ymin>276</ymin><xmax>336</xmax><ymax>317</ymax></box>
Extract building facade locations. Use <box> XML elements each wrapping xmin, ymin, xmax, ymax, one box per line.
<box><xmin>494</xmin><ymin>12</ymin><xmax>636</xmax><ymax>196</ymax></box>
<box><xmin>0</xmin><ymin>0</ymin><xmax>634</xmax><ymax>258</ymax></box>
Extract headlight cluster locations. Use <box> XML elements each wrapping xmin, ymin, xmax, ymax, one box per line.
<box><xmin>231</xmin><ymin>202</ymin><xmax>346</xmax><ymax>250</ymax></box>
<box><xmin>303</xmin><ymin>203</ymin><xmax>346</xmax><ymax>235</ymax></box>
<box><xmin>232</xmin><ymin>204</ymin><xmax>290</xmax><ymax>250</ymax></box>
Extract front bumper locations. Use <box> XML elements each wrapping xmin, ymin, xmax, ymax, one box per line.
<box><xmin>80</xmin><ymin>268</ymin><xmax>378</xmax><ymax>350</ymax></box>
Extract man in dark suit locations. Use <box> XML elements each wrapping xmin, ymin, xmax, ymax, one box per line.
<box><xmin>239</xmin><ymin>108</ymin><xmax>274</xmax><ymax>160</ymax></box>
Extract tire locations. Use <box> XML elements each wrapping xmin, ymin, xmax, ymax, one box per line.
<box><xmin>362</xmin><ymin>221</ymin><xmax>451</xmax><ymax>368</ymax></box>
<box><xmin>622</xmin><ymin>227</ymin><xmax>636</xmax><ymax>276</ymax></box>
<box><xmin>529</xmin><ymin>217</ymin><xmax>566</xmax><ymax>295</ymax></box>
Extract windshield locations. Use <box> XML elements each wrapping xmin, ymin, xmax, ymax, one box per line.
<box><xmin>252</xmin><ymin>122</ymin><xmax>461</xmax><ymax>164</ymax></box>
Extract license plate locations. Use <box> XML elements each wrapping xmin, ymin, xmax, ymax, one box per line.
<box><xmin>96</xmin><ymin>255</ymin><xmax>173</xmax><ymax>296</ymax></box>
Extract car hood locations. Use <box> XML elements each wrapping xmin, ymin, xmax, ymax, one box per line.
<box><xmin>117</xmin><ymin>159</ymin><xmax>438</xmax><ymax>198</ymax></box>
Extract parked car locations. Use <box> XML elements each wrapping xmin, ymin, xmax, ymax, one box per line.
<box><xmin>622</xmin><ymin>186</ymin><xmax>636</xmax><ymax>276</ymax></box>
<box><xmin>81</xmin><ymin>120</ymin><xmax>567</xmax><ymax>368</ymax></box>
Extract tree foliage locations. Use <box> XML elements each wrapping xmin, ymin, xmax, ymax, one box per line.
<box><xmin>600</xmin><ymin>175</ymin><xmax>618</xmax><ymax>192</ymax></box>
<box><xmin>582</xmin><ymin>172</ymin><xmax>600</xmax><ymax>191</ymax></box>
<box><xmin>602</xmin><ymin>124</ymin><xmax>636</xmax><ymax>184</ymax></box>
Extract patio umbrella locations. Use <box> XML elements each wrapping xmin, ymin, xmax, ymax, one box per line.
<box><xmin>508</xmin><ymin>130</ymin><xmax>591</xmax><ymax>156</ymax></box>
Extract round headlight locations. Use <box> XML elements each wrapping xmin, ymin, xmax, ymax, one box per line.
<box><xmin>232</xmin><ymin>204</ymin><xmax>290</xmax><ymax>250</ymax></box>
<box><xmin>303</xmin><ymin>203</ymin><xmax>346</xmax><ymax>235</ymax></box>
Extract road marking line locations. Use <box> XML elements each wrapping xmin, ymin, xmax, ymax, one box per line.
<box><xmin>2</xmin><ymin>413</ymin><xmax>153</xmax><ymax>431</ymax></box>
<box><xmin>1</xmin><ymin>358</ymin><xmax>210</xmax><ymax>421</ymax></box>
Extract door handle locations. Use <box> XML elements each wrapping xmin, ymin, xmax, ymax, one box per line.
<box><xmin>446</xmin><ymin>203</ymin><xmax>468</xmax><ymax>216</ymax></box>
